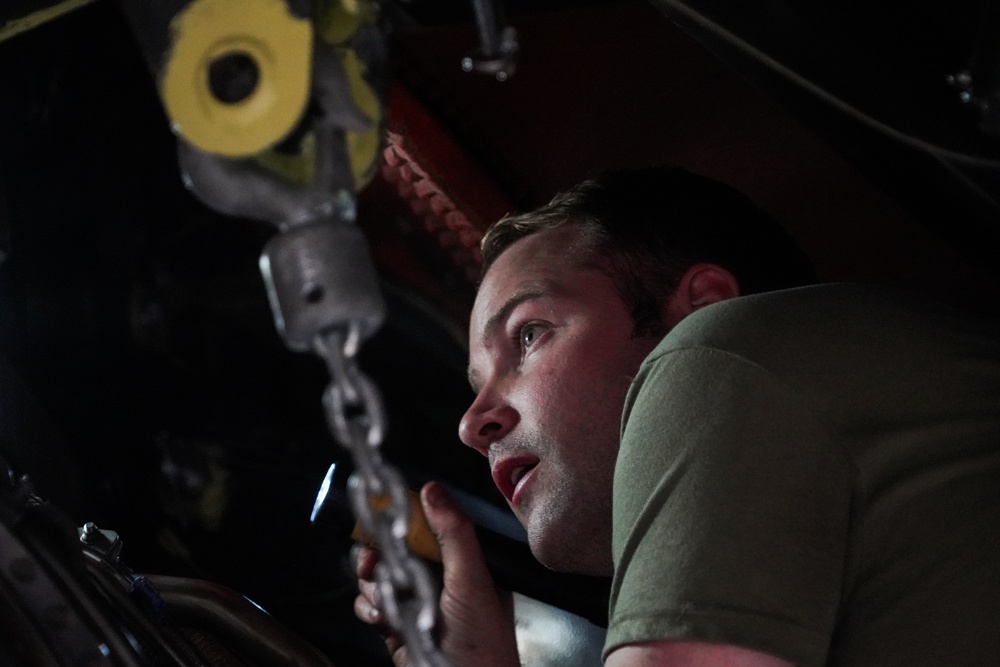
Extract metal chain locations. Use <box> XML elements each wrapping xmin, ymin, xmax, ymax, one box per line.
<box><xmin>314</xmin><ymin>327</ymin><xmax>450</xmax><ymax>667</ymax></box>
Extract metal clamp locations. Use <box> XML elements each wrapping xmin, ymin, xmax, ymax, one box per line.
<box><xmin>462</xmin><ymin>0</ymin><xmax>518</xmax><ymax>81</ymax></box>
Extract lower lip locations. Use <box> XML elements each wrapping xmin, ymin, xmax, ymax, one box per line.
<box><xmin>511</xmin><ymin>465</ymin><xmax>538</xmax><ymax>507</ymax></box>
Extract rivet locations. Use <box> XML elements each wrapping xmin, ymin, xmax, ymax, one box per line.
<box><xmin>81</xmin><ymin>522</ymin><xmax>99</xmax><ymax>544</ymax></box>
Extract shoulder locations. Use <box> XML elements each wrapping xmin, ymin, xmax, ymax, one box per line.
<box><xmin>645</xmin><ymin>283</ymin><xmax>996</xmax><ymax>370</ymax></box>
<box><xmin>661</xmin><ymin>283</ymin><xmax>905</xmax><ymax>346</ymax></box>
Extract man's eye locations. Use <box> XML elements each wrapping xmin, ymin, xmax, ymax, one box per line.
<box><xmin>520</xmin><ymin>324</ymin><xmax>542</xmax><ymax>349</ymax></box>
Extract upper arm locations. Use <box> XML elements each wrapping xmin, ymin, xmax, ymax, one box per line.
<box><xmin>605</xmin><ymin>641</ymin><xmax>795</xmax><ymax>667</ymax></box>
<box><xmin>607</xmin><ymin>347</ymin><xmax>852</xmax><ymax>665</ymax></box>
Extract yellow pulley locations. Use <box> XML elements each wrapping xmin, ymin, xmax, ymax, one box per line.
<box><xmin>161</xmin><ymin>0</ymin><xmax>312</xmax><ymax>157</ymax></box>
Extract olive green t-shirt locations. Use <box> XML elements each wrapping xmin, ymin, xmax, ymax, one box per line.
<box><xmin>606</xmin><ymin>284</ymin><xmax>1000</xmax><ymax>666</ymax></box>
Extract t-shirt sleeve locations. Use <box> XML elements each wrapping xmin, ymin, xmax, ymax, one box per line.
<box><xmin>605</xmin><ymin>346</ymin><xmax>852</xmax><ymax>666</ymax></box>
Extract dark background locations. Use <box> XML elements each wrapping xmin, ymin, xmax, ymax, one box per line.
<box><xmin>2</xmin><ymin>1</ymin><xmax>999</xmax><ymax>664</ymax></box>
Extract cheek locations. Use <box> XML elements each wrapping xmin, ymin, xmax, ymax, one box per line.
<box><xmin>519</xmin><ymin>376</ymin><xmax>557</xmax><ymax>420</ymax></box>
<box><xmin>508</xmin><ymin>370</ymin><xmax>567</xmax><ymax>433</ymax></box>
<box><xmin>515</xmin><ymin>344</ymin><xmax>630</xmax><ymax>439</ymax></box>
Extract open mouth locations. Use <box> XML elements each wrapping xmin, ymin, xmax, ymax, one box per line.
<box><xmin>510</xmin><ymin>463</ymin><xmax>534</xmax><ymax>489</ymax></box>
<box><xmin>492</xmin><ymin>456</ymin><xmax>539</xmax><ymax>504</ymax></box>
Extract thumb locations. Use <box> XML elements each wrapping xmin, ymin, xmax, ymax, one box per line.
<box><xmin>420</xmin><ymin>481</ymin><xmax>520</xmax><ymax>667</ymax></box>
<box><xmin>420</xmin><ymin>481</ymin><xmax>495</xmax><ymax>595</ymax></box>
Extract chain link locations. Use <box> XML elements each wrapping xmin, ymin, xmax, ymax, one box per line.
<box><xmin>315</xmin><ymin>328</ymin><xmax>450</xmax><ymax>667</ymax></box>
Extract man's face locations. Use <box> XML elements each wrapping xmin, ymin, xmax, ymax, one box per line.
<box><xmin>460</xmin><ymin>225</ymin><xmax>662</xmax><ymax>576</ymax></box>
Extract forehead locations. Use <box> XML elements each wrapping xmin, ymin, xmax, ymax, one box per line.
<box><xmin>472</xmin><ymin>226</ymin><xmax>595</xmax><ymax>322</ymax></box>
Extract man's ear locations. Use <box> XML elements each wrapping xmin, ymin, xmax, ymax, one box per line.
<box><xmin>662</xmin><ymin>263</ymin><xmax>741</xmax><ymax>328</ymax></box>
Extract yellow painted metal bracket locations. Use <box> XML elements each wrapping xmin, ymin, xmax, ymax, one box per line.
<box><xmin>253</xmin><ymin>0</ymin><xmax>385</xmax><ymax>190</ymax></box>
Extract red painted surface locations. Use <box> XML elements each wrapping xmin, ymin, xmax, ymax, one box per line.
<box><xmin>379</xmin><ymin>1</ymin><xmax>1000</xmax><ymax>317</ymax></box>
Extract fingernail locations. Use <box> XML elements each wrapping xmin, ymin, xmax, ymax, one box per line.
<box><xmin>423</xmin><ymin>482</ymin><xmax>445</xmax><ymax>508</ymax></box>
<box><xmin>369</xmin><ymin>606</ymin><xmax>381</xmax><ymax>622</ymax></box>
<box><xmin>349</xmin><ymin>543</ymin><xmax>363</xmax><ymax>570</ymax></box>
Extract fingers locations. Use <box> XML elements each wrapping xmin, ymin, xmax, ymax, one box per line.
<box><xmin>353</xmin><ymin>546</ymin><xmax>408</xmax><ymax>664</ymax></box>
<box><xmin>353</xmin><ymin>543</ymin><xmax>380</xmax><ymax>580</ymax></box>
<box><xmin>354</xmin><ymin>590</ymin><xmax>382</xmax><ymax>624</ymax></box>
<box><xmin>354</xmin><ymin>589</ymin><xmax>408</xmax><ymax>667</ymax></box>
<box><xmin>353</xmin><ymin>544</ymin><xmax>384</xmax><ymax>626</ymax></box>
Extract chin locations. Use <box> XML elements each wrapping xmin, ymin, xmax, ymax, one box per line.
<box><xmin>528</xmin><ymin>528</ymin><xmax>609</xmax><ymax>576</ymax></box>
<box><xmin>524</xmin><ymin>494</ymin><xmax>615</xmax><ymax>575</ymax></box>
<box><xmin>526</xmin><ymin>524</ymin><xmax>569</xmax><ymax>571</ymax></box>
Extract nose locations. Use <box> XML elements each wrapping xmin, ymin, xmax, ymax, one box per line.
<box><xmin>458</xmin><ymin>389</ymin><xmax>518</xmax><ymax>456</ymax></box>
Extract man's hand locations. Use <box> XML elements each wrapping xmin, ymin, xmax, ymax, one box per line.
<box><xmin>353</xmin><ymin>481</ymin><xmax>521</xmax><ymax>667</ymax></box>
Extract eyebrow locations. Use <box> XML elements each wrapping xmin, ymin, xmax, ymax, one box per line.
<box><xmin>467</xmin><ymin>285</ymin><xmax>551</xmax><ymax>392</ymax></box>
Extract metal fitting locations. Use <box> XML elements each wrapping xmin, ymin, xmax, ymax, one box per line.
<box><xmin>259</xmin><ymin>220</ymin><xmax>386</xmax><ymax>352</ymax></box>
